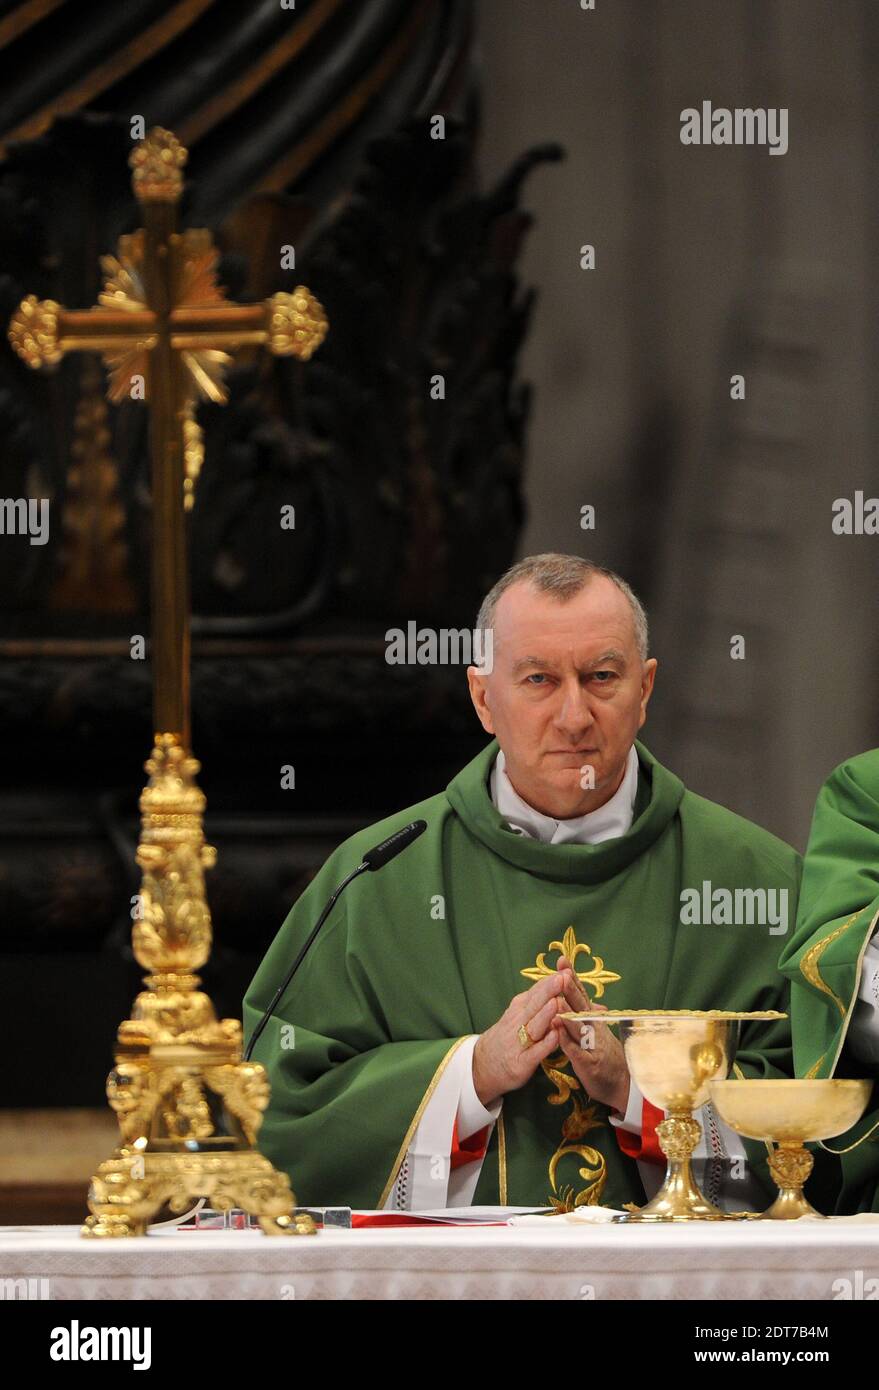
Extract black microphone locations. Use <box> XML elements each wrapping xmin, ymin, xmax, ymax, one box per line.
<box><xmin>361</xmin><ymin>820</ymin><xmax>428</xmax><ymax>871</ymax></box>
<box><xmin>243</xmin><ymin>819</ymin><xmax>427</xmax><ymax>1063</ymax></box>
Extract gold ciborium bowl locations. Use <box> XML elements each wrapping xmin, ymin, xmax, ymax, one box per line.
<box><xmin>559</xmin><ymin>1009</ymin><xmax>786</xmax><ymax>1221</ymax></box>
<box><xmin>708</xmin><ymin>1077</ymin><xmax>872</xmax><ymax>1219</ymax></box>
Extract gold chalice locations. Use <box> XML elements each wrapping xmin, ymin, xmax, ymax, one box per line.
<box><xmin>709</xmin><ymin>1077</ymin><xmax>872</xmax><ymax>1219</ymax></box>
<box><xmin>559</xmin><ymin>1009</ymin><xmax>786</xmax><ymax>1221</ymax></box>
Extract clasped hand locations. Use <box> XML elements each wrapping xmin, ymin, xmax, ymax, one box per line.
<box><xmin>472</xmin><ymin>956</ymin><xmax>629</xmax><ymax>1114</ymax></box>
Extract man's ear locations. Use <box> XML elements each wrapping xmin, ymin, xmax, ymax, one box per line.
<box><xmin>466</xmin><ymin>665</ymin><xmax>495</xmax><ymax>735</ymax></box>
<box><xmin>638</xmin><ymin>657</ymin><xmax>658</xmax><ymax>728</ymax></box>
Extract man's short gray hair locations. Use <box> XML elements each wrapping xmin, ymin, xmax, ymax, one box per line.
<box><xmin>476</xmin><ymin>553</ymin><xmax>649</xmax><ymax>660</ymax></box>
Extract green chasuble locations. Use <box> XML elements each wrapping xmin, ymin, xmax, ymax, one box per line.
<box><xmin>779</xmin><ymin>750</ymin><xmax>879</xmax><ymax>1213</ymax></box>
<box><xmin>244</xmin><ymin>739</ymin><xmax>799</xmax><ymax>1211</ymax></box>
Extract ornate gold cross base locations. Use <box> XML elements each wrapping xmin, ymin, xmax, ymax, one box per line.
<box><xmin>81</xmin><ymin>734</ymin><xmax>315</xmax><ymax>1238</ymax></box>
<box><xmin>83</xmin><ymin>1142</ymin><xmax>314</xmax><ymax>1239</ymax></box>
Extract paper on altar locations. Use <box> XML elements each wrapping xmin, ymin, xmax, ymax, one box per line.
<box><xmin>386</xmin><ymin>1206</ymin><xmax>554</xmax><ymax>1223</ymax></box>
<box><xmin>357</xmin><ymin>1204</ymin><xmax>628</xmax><ymax>1225</ymax></box>
<box><xmin>792</xmin><ymin>1211</ymin><xmax>879</xmax><ymax>1222</ymax></box>
<box><xmin>507</xmin><ymin>1205</ymin><xmax>626</xmax><ymax>1225</ymax></box>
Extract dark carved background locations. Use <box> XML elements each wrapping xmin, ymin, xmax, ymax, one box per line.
<box><xmin>0</xmin><ymin>0</ymin><xmax>558</xmax><ymax>1103</ymax></box>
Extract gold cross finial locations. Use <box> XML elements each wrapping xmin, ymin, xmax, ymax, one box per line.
<box><xmin>129</xmin><ymin>127</ymin><xmax>187</xmax><ymax>203</ymax></box>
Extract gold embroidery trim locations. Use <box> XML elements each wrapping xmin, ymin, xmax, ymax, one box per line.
<box><xmin>821</xmin><ymin>1114</ymin><xmax>879</xmax><ymax>1155</ymax></box>
<box><xmin>498</xmin><ymin>1112</ymin><xmax>508</xmax><ymax>1205</ymax></box>
<box><xmin>800</xmin><ymin>907</ymin><xmax>871</xmax><ymax>1019</ymax></box>
<box><xmin>802</xmin><ymin>905</ymin><xmax>878</xmax><ymax>1085</ymax></box>
<box><xmin>376</xmin><ymin>1035</ymin><xmax>472</xmax><ymax>1208</ymax></box>
<box><xmin>521</xmin><ymin>925</ymin><xmax>620</xmax><ymax>996</ymax></box>
<box><xmin>521</xmin><ymin>925</ymin><xmax>611</xmax><ymax>1211</ymax></box>
<box><xmin>816</xmin><ymin>904</ymin><xmax>879</xmax><ymax>1154</ymax></box>
<box><xmin>794</xmin><ymin>903</ymin><xmax>879</xmax><ymax>1154</ymax></box>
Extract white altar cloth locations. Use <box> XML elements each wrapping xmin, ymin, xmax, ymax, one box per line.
<box><xmin>1</xmin><ymin>1218</ymin><xmax>877</xmax><ymax>1301</ymax></box>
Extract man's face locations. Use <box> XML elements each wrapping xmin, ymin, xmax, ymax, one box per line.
<box><xmin>467</xmin><ymin>576</ymin><xmax>657</xmax><ymax>819</ymax></box>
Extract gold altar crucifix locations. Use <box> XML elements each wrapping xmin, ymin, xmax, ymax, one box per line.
<box><xmin>9</xmin><ymin>128</ymin><xmax>327</xmax><ymax>1237</ymax></box>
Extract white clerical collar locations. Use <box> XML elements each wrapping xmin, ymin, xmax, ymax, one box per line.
<box><xmin>489</xmin><ymin>744</ymin><xmax>639</xmax><ymax>846</ymax></box>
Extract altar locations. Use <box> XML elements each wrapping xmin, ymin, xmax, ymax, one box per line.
<box><xmin>2</xmin><ymin>1217</ymin><xmax>877</xmax><ymax>1302</ymax></box>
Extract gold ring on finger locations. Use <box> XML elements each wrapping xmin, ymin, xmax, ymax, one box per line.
<box><xmin>517</xmin><ymin>1023</ymin><xmax>534</xmax><ymax>1050</ymax></box>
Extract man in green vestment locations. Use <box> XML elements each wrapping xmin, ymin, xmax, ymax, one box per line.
<box><xmin>779</xmin><ymin>750</ymin><xmax>879</xmax><ymax>1213</ymax></box>
<box><xmin>244</xmin><ymin>553</ymin><xmax>799</xmax><ymax>1212</ymax></box>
